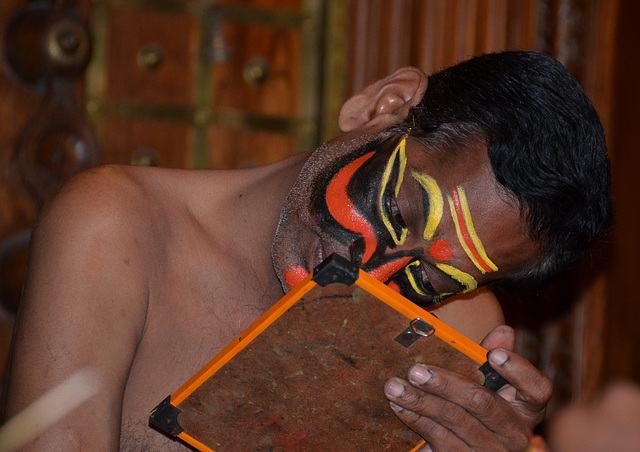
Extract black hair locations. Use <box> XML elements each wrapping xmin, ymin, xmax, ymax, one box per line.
<box><xmin>395</xmin><ymin>51</ymin><xmax>612</xmax><ymax>288</ymax></box>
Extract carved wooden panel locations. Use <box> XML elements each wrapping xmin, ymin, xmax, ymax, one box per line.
<box><xmin>0</xmin><ymin>0</ymin><xmax>98</xmax><ymax>393</ymax></box>
<box><xmin>102</xmin><ymin>116</ymin><xmax>195</xmax><ymax>168</ymax></box>
<box><xmin>106</xmin><ymin>8</ymin><xmax>197</xmax><ymax>107</ymax></box>
<box><xmin>86</xmin><ymin>0</ymin><xmax>323</xmax><ymax>170</ymax></box>
<box><xmin>0</xmin><ymin>0</ymin><xmax>97</xmax><ymax>320</ymax></box>
<box><xmin>0</xmin><ymin>0</ymin><xmax>37</xmax><ymax>380</ymax></box>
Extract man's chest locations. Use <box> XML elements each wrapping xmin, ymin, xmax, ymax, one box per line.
<box><xmin>119</xmin><ymin>276</ymin><xmax>279</xmax><ymax>448</ymax></box>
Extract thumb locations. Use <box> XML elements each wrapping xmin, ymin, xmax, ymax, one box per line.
<box><xmin>480</xmin><ymin>325</ymin><xmax>515</xmax><ymax>351</ymax></box>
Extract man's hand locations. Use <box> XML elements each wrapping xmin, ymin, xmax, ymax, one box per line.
<box><xmin>383</xmin><ymin>325</ymin><xmax>552</xmax><ymax>451</ymax></box>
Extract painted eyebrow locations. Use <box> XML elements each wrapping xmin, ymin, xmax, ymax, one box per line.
<box><xmin>379</xmin><ymin>136</ymin><xmax>408</xmax><ymax>246</ymax></box>
<box><xmin>435</xmin><ymin>263</ymin><xmax>478</xmax><ymax>294</ymax></box>
<box><xmin>411</xmin><ymin>171</ymin><xmax>443</xmax><ymax>240</ymax></box>
<box><xmin>447</xmin><ymin>186</ymin><xmax>498</xmax><ymax>274</ymax></box>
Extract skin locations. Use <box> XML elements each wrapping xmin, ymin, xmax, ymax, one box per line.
<box><xmin>3</xmin><ymin>67</ymin><xmax>551</xmax><ymax>451</ymax></box>
<box><xmin>548</xmin><ymin>382</ymin><xmax>640</xmax><ymax>452</ymax></box>
<box><xmin>273</xmin><ymin>133</ymin><xmax>523</xmax><ymax>304</ymax></box>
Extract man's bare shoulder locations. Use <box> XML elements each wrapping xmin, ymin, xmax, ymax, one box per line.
<box><xmin>4</xmin><ymin>164</ymin><xmax>251</xmax><ymax>449</ymax></box>
<box><xmin>4</xmin><ymin>165</ymin><xmax>191</xmax><ymax>449</ymax></box>
<box><xmin>41</xmin><ymin>165</ymin><xmax>184</xmax><ymax>228</ymax></box>
<box><xmin>34</xmin><ymin>165</ymin><xmax>218</xmax><ymax>259</ymax></box>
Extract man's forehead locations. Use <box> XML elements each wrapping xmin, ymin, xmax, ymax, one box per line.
<box><xmin>405</xmin><ymin>137</ymin><xmax>494</xmax><ymax>186</ymax></box>
<box><xmin>403</xmin><ymin>139</ymin><xmax>537</xmax><ymax>276</ymax></box>
<box><xmin>456</xmin><ymin>182</ymin><xmax>537</xmax><ymax>277</ymax></box>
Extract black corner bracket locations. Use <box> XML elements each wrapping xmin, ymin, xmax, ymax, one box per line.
<box><xmin>149</xmin><ymin>395</ymin><xmax>184</xmax><ymax>437</ymax></box>
<box><xmin>479</xmin><ymin>361</ymin><xmax>509</xmax><ymax>392</ymax></box>
<box><xmin>312</xmin><ymin>253</ymin><xmax>359</xmax><ymax>287</ymax></box>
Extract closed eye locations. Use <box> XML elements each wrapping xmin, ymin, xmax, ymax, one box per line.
<box><xmin>404</xmin><ymin>260</ymin><xmax>437</xmax><ymax>298</ymax></box>
<box><xmin>386</xmin><ymin>194</ymin><xmax>406</xmax><ymax>229</ymax></box>
<box><xmin>389</xmin><ymin>260</ymin><xmax>466</xmax><ymax>307</ymax></box>
<box><xmin>378</xmin><ymin>136</ymin><xmax>408</xmax><ymax>246</ymax></box>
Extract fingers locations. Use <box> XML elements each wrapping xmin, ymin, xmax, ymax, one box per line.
<box><xmin>479</xmin><ymin>325</ymin><xmax>552</xmax><ymax>412</ymax></box>
<box><xmin>389</xmin><ymin>365</ymin><xmax>517</xmax><ymax>429</ymax></box>
<box><xmin>384</xmin><ymin>366</ymin><xmax>523</xmax><ymax>451</ymax></box>
<box><xmin>384</xmin><ymin>331</ymin><xmax>552</xmax><ymax>451</ymax></box>
<box><xmin>480</xmin><ymin>325</ymin><xmax>515</xmax><ymax>351</ymax></box>
<box><xmin>389</xmin><ymin>398</ymin><xmax>469</xmax><ymax>452</ymax></box>
<box><xmin>487</xmin><ymin>348</ymin><xmax>552</xmax><ymax>417</ymax></box>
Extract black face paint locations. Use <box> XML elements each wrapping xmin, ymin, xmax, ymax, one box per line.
<box><xmin>305</xmin><ymin>135</ymin><xmax>444</xmax><ymax>307</ymax></box>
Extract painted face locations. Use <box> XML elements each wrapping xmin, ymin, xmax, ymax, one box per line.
<box><xmin>272</xmin><ymin>133</ymin><xmax>538</xmax><ymax>307</ymax></box>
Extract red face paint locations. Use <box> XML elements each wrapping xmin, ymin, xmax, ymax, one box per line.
<box><xmin>429</xmin><ymin>239</ymin><xmax>453</xmax><ymax>262</ymax></box>
<box><xmin>325</xmin><ymin>152</ymin><xmax>379</xmax><ymax>265</ymax></box>
<box><xmin>387</xmin><ymin>280</ymin><xmax>401</xmax><ymax>293</ymax></box>
<box><xmin>367</xmin><ymin>256</ymin><xmax>413</xmax><ymax>283</ymax></box>
<box><xmin>283</xmin><ymin>265</ymin><xmax>309</xmax><ymax>290</ymax></box>
<box><xmin>451</xmin><ymin>187</ymin><xmax>494</xmax><ymax>273</ymax></box>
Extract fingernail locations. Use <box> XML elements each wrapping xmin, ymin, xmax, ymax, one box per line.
<box><xmin>409</xmin><ymin>365</ymin><xmax>432</xmax><ymax>385</ymax></box>
<box><xmin>385</xmin><ymin>380</ymin><xmax>404</xmax><ymax>397</ymax></box>
<box><xmin>389</xmin><ymin>401</ymin><xmax>404</xmax><ymax>412</ymax></box>
<box><xmin>490</xmin><ymin>348</ymin><xmax>508</xmax><ymax>366</ymax></box>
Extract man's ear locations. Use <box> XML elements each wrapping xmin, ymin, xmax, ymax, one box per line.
<box><xmin>338</xmin><ymin>67</ymin><xmax>428</xmax><ymax>132</ymax></box>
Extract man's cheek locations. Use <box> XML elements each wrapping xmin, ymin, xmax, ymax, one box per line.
<box><xmin>324</xmin><ymin>153</ymin><xmax>380</xmax><ymax>264</ymax></box>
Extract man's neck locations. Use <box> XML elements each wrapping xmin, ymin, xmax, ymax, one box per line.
<box><xmin>204</xmin><ymin>152</ymin><xmax>310</xmax><ymax>299</ymax></box>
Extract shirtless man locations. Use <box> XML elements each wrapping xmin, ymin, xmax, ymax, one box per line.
<box><xmin>3</xmin><ymin>51</ymin><xmax>611</xmax><ymax>451</ymax></box>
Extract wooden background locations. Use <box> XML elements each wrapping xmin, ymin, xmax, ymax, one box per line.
<box><xmin>1</xmin><ymin>0</ymin><xmax>639</xmax><ymax>424</ymax></box>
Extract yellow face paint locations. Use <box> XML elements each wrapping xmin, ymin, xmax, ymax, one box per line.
<box><xmin>447</xmin><ymin>186</ymin><xmax>498</xmax><ymax>274</ymax></box>
<box><xmin>435</xmin><ymin>263</ymin><xmax>478</xmax><ymax>293</ymax></box>
<box><xmin>412</xmin><ymin>171</ymin><xmax>443</xmax><ymax>240</ymax></box>
<box><xmin>404</xmin><ymin>261</ymin><xmax>428</xmax><ymax>296</ymax></box>
<box><xmin>379</xmin><ymin>136</ymin><xmax>408</xmax><ymax>245</ymax></box>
